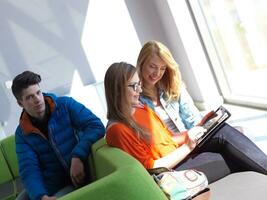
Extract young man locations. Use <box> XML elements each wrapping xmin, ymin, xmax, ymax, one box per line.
<box><xmin>12</xmin><ymin>71</ymin><xmax>105</xmax><ymax>200</ymax></box>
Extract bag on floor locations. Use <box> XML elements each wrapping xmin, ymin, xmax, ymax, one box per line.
<box><xmin>148</xmin><ymin>167</ymin><xmax>209</xmax><ymax>200</ymax></box>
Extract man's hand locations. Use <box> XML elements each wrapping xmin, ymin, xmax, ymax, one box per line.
<box><xmin>70</xmin><ymin>157</ymin><xmax>85</xmax><ymax>188</ymax></box>
<box><xmin>41</xmin><ymin>195</ymin><xmax>57</xmax><ymax>200</ymax></box>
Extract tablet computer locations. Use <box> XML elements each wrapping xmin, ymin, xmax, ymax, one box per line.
<box><xmin>196</xmin><ymin>106</ymin><xmax>231</xmax><ymax>148</ymax></box>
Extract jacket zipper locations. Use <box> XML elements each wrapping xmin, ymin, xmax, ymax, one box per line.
<box><xmin>48</xmin><ymin>127</ymin><xmax>69</xmax><ymax>174</ymax></box>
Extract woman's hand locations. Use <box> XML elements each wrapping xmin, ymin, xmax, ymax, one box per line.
<box><xmin>172</xmin><ymin>131</ymin><xmax>189</xmax><ymax>145</ymax></box>
<box><xmin>187</xmin><ymin>126</ymin><xmax>207</xmax><ymax>150</ymax></box>
<box><xmin>154</xmin><ymin>127</ymin><xmax>206</xmax><ymax>169</ymax></box>
<box><xmin>188</xmin><ymin>126</ymin><xmax>206</xmax><ymax>141</ymax></box>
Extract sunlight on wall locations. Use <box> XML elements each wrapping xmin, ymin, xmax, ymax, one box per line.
<box><xmin>69</xmin><ymin>70</ymin><xmax>84</xmax><ymax>97</ymax></box>
<box><xmin>69</xmin><ymin>70</ymin><xmax>107</xmax><ymax>125</ymax></box>
<box><xmin>81</xmin><ymin>0</ymin><xmax>141</xmax><ymax>82</ymax></box>
<box><xmin>5</xmin><ymin>4</ymin><xmax>85</xmax><ymax>93</ymax></box>
<box><xmin>167</xmin><ymin>1</ymin><xmax>223</xmax><ymax>110</ymax></box>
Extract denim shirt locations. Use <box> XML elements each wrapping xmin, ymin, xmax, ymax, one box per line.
<box><xmin>140</xmin><ymin>86</ymin><xmax>202</xmax><ymax>132</ymax></box>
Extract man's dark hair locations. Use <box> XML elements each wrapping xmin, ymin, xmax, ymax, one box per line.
<box><xmin>11</xmin><ymin>71</ymin><xmax>41</xmax><ymax>100</ymax></box>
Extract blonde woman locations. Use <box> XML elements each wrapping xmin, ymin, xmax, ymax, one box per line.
<box><xmin>136</xmin><ymin>40</ymin><xmax>202</xmax><ymax>133</ymax></box>
<box><xmin>137</xmin><ymin>41</ymin><xmax>267</xmax><ymax>182</ymax></box>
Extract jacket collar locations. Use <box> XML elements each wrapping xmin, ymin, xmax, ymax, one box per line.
<box><xmin>19</xmin><ymin>95</ymin><xmax>56</xmax><ymax>135</ymax></box>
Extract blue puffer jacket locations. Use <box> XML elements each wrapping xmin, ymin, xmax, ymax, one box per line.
<box><xmin>140</xmin><ymin>86</ymin><xmax>202</xmax><ymax>132</ymax></box>
<box><xmin>15</xmin><ymin>93</ymin><xmax>105</xmax><ymax>200</ymax></box>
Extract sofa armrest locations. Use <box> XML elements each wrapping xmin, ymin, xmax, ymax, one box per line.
<box><xmin>60</xmin><ymin>165</ymin><xmax>167</xmax><ymax>200</ymax></box>
<box><xmin>91</xmin><ymin>140</ymin><xmax>167</xmax><ymax>200</ymax></box>
<box><xmin>60</xmin><ymin>138</ymin><xmax>167</xmax><ymax>200</ymax></box>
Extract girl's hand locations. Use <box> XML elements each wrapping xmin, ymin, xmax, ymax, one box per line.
<box><xmin>187</xmin><ymin>126</ymin><xmax>207</xmax><ymax>150</ymax></box>
<box><xmin>188</xmin><ymin>126</ymin><xmax>206</xmax><ymax>142</ymax></box>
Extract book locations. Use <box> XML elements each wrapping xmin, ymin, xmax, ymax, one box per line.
<box><xmin>195</xmin><ymin>105</ymin><xmax>231</xmax><ymax>147</ymax></box>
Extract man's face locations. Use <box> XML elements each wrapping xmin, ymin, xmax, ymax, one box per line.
<box><xmin>18</xmin><ymin>84</ymin><xmax>46</xmax><ymax>120</ymax></box>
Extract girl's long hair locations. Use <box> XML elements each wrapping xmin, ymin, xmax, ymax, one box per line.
<box><xmin>104</xmin><ymin>62</ymin><xmax>151</xmax><ymax>142</ymax></box>
<box><xmin>136</xmin><ymin>41</ymin><xmax>182</xmax><ymax>102</ymax></box>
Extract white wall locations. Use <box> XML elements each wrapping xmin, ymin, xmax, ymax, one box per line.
<box><xmin>163</xmin><ymin>1</ymin><xmax>223</xmax><ymax>110</ymax></box>
<box><xmin>0</xmin><ymin>0</ymin><xmax>221</xmax><ymax>136</ymax></box>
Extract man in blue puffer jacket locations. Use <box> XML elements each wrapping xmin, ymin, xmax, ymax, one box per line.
<box><xmin>11</xmin><ymin>71</ymin><xmax>105</xmax><ymax>200</ymax></box>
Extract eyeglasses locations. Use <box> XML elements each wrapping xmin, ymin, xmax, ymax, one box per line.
<box><xmin>127</xmin><ymin>81</ymin><xmax>141</xmax><ymax>92</ymax></box>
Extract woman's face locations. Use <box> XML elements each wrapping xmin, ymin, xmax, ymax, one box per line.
<box><xmin>127</xmin><ymin>72</ymin><xmax>142</xmax><ymax>106</ymax></box>
<box><xmin>141</xmin><ymin>54</ymin><xmax>166</xmax><ymax>87</ymax></box>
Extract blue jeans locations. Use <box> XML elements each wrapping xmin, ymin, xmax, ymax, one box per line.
<box><xmin>16</xmin><ymin>185</ymin><xmax>74</xmax><ymax>200</ymax></box>
<box><xmin>174</xmin><ymin>123</ymin><xmax>267</xmax><ymax>183</ymax></box>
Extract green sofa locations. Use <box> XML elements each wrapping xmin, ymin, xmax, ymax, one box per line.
<box><xmin>2</xmin><ymin>134</ymin><xmax>267</xmax><ymax>200</ymax></box>
<box><xmin>0</xmin><ymin>135</ymin><xmax>168</xmax><ymax>200</ymax></box>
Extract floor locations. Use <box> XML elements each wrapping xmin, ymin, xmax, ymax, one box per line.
<box><xmin>224</xmin><ymin>104</ymin><xmax>267</xmax><ymax>154</ymax></box>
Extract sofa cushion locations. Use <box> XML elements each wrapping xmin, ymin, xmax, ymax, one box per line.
<box><xmin>209</xmin><ymin>171</ymin><xmax>267</xmax><ymax>200</ymax></box>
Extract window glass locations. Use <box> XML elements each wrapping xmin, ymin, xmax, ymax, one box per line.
<box><xmin>196</xmin><ymin>0</ymin><xmax>267</xmax><ymax>106</ymax></box>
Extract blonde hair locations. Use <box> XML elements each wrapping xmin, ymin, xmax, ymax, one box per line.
<box><xmin>136</xmin><ymin>41</ymin><xmax>182</xmax><ymax>101</ymax></box>
<box><xmin>104</xmin><ymin>62</ymin><xmax>151</xmax><ymax>142</ymax></box>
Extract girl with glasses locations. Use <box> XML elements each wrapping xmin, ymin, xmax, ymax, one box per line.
<box><xmin>104</xmin><ymin>62</ymin><xmax>210</xmax><ymax>199</ymax></box>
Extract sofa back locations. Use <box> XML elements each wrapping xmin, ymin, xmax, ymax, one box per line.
<box><xmin>1</xmin><ymin>135</ymin><xmax>24</xmax><ymax>194</ymax></box>
<box><xmin>0</xmin><ymin>147</ymin><xmax>15</xmax><ymax>200</ymax></box>
<box><xmin>1</xmin><ymin>136</ymin><xmax>18</xmax><ymax>179</ymax></box>
<box><xmin>0</xmin><ymin>134</ymin><xmax>23</xmax><ymax>200</ymax></box>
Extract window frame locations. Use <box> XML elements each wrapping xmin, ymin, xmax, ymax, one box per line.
<box><xmin>187</xmin><ymin>0</ymin><xmax>267</xmax><ymax>110</ymax></box>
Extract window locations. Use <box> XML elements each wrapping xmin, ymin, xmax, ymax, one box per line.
<box><xmin>189</xmin><ymin>0</ymin><xmax>267</xmax><ymax>109</ymax></box>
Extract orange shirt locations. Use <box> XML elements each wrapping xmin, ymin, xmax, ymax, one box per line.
<box><xmin>106</xmin><ymin>105</ymin><xmax>180</xmax><ymax>169</ymax></box>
